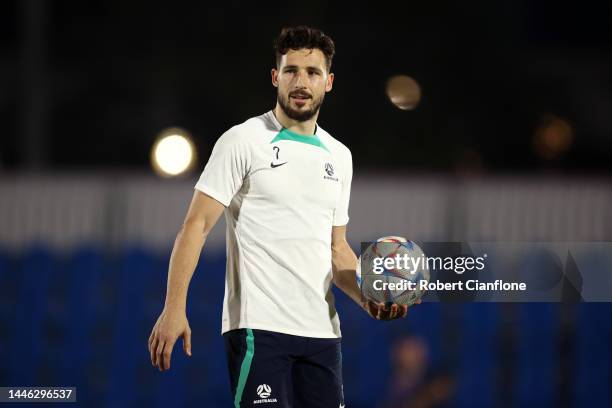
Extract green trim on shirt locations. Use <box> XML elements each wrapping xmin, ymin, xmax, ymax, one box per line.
<box><xmin>270</xmin><ymin>128</ymin><xmax>329</xmax><ymax>152</ymax></box>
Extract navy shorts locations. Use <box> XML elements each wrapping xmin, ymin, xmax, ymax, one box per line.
<box><xmin>224</xmin><ymin>328</ymin><xmax>345</xmax><ymax>407</ymax></box>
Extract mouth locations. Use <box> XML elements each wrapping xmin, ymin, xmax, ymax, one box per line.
<box><xmin>289</xmin><ymin>93</ymin><xmax>312</xmax><ymax>101</ymax></box>
<box><xmin>289</xmin><ymin>93</ymin><xmax>311</xmax><ymax>108</ymax></box>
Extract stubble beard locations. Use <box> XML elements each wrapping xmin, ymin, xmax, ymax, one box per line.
<box><xmin>277</xmin><ymin>91</ymin><xmax>325</xmax><ymax>122</ymax></box>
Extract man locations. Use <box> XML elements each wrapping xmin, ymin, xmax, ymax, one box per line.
<box><xmin>148</xmin><ymin>26</ymin><xmax>411</xmax><ymax>407</ymax></box>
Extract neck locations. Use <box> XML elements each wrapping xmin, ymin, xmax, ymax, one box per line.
<box><xmin>273</xmin><ymin>104</ymin><xmax>318</xmax><ymax>135</ymax></box>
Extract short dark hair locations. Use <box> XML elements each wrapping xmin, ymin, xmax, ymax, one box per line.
<box><xmin>274</xmin><ymin>26</ymin><xmax>335</xmax><ymax>72</ymax></box>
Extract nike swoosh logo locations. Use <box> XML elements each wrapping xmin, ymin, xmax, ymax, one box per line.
<box><xmin>270</xmin><ymin>162</ymin><xmax>288</xmax><ymax>168</ymax></box>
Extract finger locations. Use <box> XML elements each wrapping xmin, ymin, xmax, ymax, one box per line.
<box><xmin>366</xmin><ymin>301</ymin><xmax>378</xmax><ymax>318</ymax></box>
<box><xmin>376</xmin><ymin>303</ymin><xmax>383</xmax><ymax>320</ymax></box>
<box><xmin>397</xmin><ymin>305</ymin><xmax>409</xmax><ymax>318</ymax></box>
<box><xmin>148</xmin><ymin>328</ymin><xmax>156</xmax><ymax>354</ymax></box>
<box><xmin>183</xmin><ymin>329</ymin><xmax>192</xmax><ymax>357</ymax></box>
<box><xmin>389</xmin><ymin>304</ymin><xmax>398</xmax><ymax>319</ymax></box>
<box><xmin>162</xmin><ymin>339</ymin><xmax>176</xmax><ymax>371</ymax></box>
<box><xmin>415</xmin><ymin>299</ymin><xmax>422</xmax><ymax>305</ymax></box>
<box><xmin>155</xmin><ymin>339</ymin><xmax>166</xmax><ymax>371</ymax></box>
<box><xmin>379</xmin><ymin>303</ymin><xmax>392</xmax><ymax>320</ymax></box>
<box><xmin>392</xmin><ymin>304</ymin><xmax>406</xmax><ymax>319</ymax></box>
<box><xmin>150</xmin><ymin>335</ymin><xmax>159</xmax><ymax>366</ymax></box>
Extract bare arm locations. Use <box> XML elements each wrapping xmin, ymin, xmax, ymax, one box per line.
<box><xmin>164</xmin><ymin>191</ymin><xmax>224</xmax><ymax>311</ymax></box>
<box><xmin>331</xmin><ymin>225</ymin><xmax>361</xmax><ymax>304</ymax></box>
<box><xmin>331</xmin><ymin>225</ymin><xmax>411</xmax><ymax>320</ymax></box>
<box><xmin>148</xmin><ymin>190</ymin><xmax>225</xmax><ymax>371</ymax></box>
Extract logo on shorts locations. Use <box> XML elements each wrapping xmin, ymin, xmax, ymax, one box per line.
<box><xmin>254</xmin><ymin>384</ymin><xmax>277</xmax><ymax>404</ymax></box>
<box><xmin>257</xmin><ymin>384</ymin><xmax>271</xmax><ymax>398</ymax></box>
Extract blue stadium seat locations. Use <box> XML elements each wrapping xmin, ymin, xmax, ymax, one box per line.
<box><xmin>513</xmin><ymin>303</ymin><xmax>558</xmax><ymax>407</ymax></box>
<box><xmin>190</xmin><ymin>251</ymin><xmax>233</xmax><ymax>406</ymax></box>
<box><xmin>18</xmin><ymin>243</ymin><xmax>609</xmax><ymax>408</ymax></box>
<box><xmin>355</xmin><ymin>318</ymin><xmax>392</xmax><ymax>407</ymax></box>
<box><xmin>8</xmin><ymin>246</ymin><xmax>56</xmax><ymax>385</ymax></box>
<box><xmin>573</xmin><ymin>303</ymin><xmax>611</xmax><ymax>407</ymax></box>
<box><xmin>194</xmin><ymin>251</ymin><xmax>227</xmax><ymax>297</ymax></box>
<box><xmin>0</xmin><ymin>247</ymin><xmax>7</xmax><ymax>281</ymax></box>
<box><xmin>56</xmin><ymin>247</ymin><xmax>105</xmax><ymax>404</ymax></box>
<box><xmin>454</xmin><ymin>303</ymin><xmax>500</xmax><ymax>408</ymax></box>
<box><xmin>332</xmin><ymin>287</ymin><xmax>365</xmax><ymax>406</ymax></box>
<box><xmin>404</xmin><ymin>302</ymin><xmax>443</xmax><ymax>368</ymax></box>
<box><xmin>0</xmin><ymin>247</ymin><xmax>13</xmax><ymax>383</ymax></box>
<box><xmin>108</xmin><ymin>247</ymin><xmax>170</xmax><ymax>407</ymax></box>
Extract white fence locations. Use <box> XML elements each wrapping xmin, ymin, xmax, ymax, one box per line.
<box><xmin>0</xmin><ymin>174</ymin><xmax>610</xmax><ymax>251</ymax></box>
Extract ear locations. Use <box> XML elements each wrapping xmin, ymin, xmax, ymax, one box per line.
<box><xmin>271</xmin><ymin>68</ymin><xmax>279</xmax><ymax>88</ymax></box>
<box><xmin>325</xmin><ymin>72</ymin><xmax>334</xmax><ymax>93</ymax></box>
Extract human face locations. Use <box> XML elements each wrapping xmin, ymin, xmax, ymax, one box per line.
<box><xmin>272</xmin><ymin>48</ymin><xmax>334</xmax><ymax>122</ymax></box>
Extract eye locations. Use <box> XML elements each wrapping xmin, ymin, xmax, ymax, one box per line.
<box><xmin>308</xmin><ymin>70</ymin><xmax>320</xmax><ymax>76</ymax></box>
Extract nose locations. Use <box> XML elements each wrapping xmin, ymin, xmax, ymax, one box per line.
<box><xmin>294</xmin><ymin>70</ymin><xmax>307</xmax><ymax>88</ymax></box>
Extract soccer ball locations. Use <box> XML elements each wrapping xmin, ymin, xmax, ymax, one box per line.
<box><xmin>357</xmin><ymin>236</ymin><xmax>429</xmax><ymax>306</ymax></box>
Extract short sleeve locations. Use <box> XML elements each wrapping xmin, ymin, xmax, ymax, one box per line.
<box><xmin>194</xmin><ymin>129</ymin><xmax>250</xmax><ymax>207</ymax></box>
<box><xmin>332</xmin><ymin>149</ymin><xmax>353</xmax><ymax>226</ymax></box>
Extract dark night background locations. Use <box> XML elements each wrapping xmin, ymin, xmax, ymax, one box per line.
<box><xmin>1</xmin><ymin>0</ymin><xmax>612</xmax><ymax>173</ymax></box>
<box><xmin>2</xmin><ymin>3</ymin><xmax>612</xmax><ymax>407</ymax></box>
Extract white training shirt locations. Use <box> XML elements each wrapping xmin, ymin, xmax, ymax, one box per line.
<box><xmin>195</xmin><ymin>110</ymin><xmax>352</xmax><ymax>338</ymax></box>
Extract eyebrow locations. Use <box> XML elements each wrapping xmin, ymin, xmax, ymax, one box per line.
<box><xmin>283</xmin><ymin>65</ymin><xmax>324</xmax><ymax>73</ymax></box>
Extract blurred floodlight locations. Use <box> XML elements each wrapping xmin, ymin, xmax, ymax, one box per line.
<box><xmin>151</xmin><ymin>128</ymin><xmax>196</xmax><ymax>177</ymax></box>
<box><xmin>386</xmin><ymin>75</ymin><xmax>421</xmax><ymax>110</ymax></box>
<box><xmin>533</xmin><ymin>115</ymin><xmax>573</xmax><ymax>160</ymax></box>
